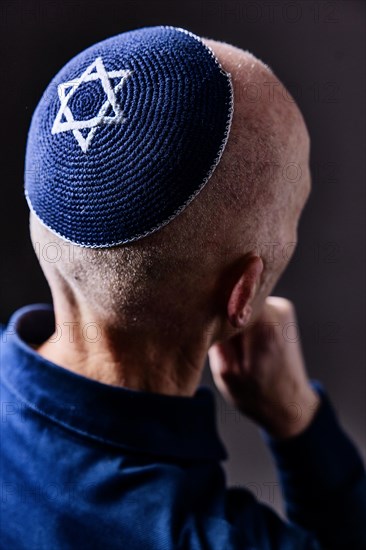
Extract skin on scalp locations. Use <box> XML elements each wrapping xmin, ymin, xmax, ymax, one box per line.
<box><xmin>30</xmin><ymin>37</ymin><xmax>311</xmax><ymax>395</ymax></box>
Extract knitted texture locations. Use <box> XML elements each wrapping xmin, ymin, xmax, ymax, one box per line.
<box><xmin>24</xmin><ymin>26</ymin><xmax>234</xmax><ymax>247</ymax></box>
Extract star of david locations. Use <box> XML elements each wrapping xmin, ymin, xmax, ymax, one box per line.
<box><xmin>51</xmin><ymin>57</ymin><xmax>133</xmax><ymax>153</ymax></box>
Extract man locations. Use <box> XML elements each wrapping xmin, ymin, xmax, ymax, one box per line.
<box><xmin>1</xmin><ymin>25</ymin><xmax>365</xmax><ymax>549</ymax></box>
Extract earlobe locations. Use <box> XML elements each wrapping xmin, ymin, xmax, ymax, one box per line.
<box><xmin>227</xmin><ymin>254</ymin><xmax>263</xmax><ymax>329</ymax></box>
<box><xmin>236</xmin><ymin>304</ymin><xmax>253</xmax><ymax>328</ymax></box>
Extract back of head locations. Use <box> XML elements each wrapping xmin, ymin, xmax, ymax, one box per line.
<box><xmin>27</xmin><ymin>26</ymin><xmax>310</xmax><ymax>332</ymax></box>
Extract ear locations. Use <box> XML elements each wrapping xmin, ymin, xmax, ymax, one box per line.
<box><xmin>227</xmin><ymin>254</ymin><xmax>264</xmax><ymax>329</ymax></box>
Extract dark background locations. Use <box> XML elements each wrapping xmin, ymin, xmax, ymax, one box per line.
<box><xmin>1</xmin><ymin>0</ymin><xmax>365</xmax><ymax>516</ymax></box>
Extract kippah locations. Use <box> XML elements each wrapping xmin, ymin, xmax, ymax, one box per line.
<box><xmin>24</xmin><ymin>25</ymin><xmax>234</xmax><ymax>248</ymax></box>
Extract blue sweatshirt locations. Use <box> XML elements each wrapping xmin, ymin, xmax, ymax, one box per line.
<box><xmin>1</xmin><ymin>304</ymin><xmax>365</xmax><ymax>549</ymax></box>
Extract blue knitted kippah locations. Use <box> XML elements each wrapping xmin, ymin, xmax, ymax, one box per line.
<box><xmin>24</xmin><ymin>25</ymin><xmax>234</xmax><ymax>247</ymax></box>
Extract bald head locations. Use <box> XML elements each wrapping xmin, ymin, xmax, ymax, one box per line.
<box><xmin>30</xmin><ymin>36</ymin><xmax>311</xmax><ymax>339</ymax></box>
<box><xmin>202</xmin><ymin>38</ymin><xmax>310</xmax><ymax>234</ymax></box>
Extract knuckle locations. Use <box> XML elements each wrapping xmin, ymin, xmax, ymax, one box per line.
<box><xmin>265</xmin><ymin>296</ymin><xmax>296</xmax><ymax>323</ymax></box>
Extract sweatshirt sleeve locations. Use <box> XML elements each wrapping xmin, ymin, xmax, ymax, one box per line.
<box><xmin>260</xmin><ymin>379</ymin><xmax>366</xmax><ymax>549</ymax></box>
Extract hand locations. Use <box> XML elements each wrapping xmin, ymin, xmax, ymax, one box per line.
<box><xmin>208</xmin><ymin>296</ymin><xmax>321</xmax><ymax>439</ymax></box>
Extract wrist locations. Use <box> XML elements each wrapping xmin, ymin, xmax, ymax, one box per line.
<box><xmin>261</xmin><ymin>385</ymin><xmax>321</xmax><ymax>440</ymax></box>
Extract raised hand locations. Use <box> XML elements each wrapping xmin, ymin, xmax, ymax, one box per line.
<box><xmin>208</xmin><ymin>296</ymin><xmax>321</xmax><ymax>439</ymax></box>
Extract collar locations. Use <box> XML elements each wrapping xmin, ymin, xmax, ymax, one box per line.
<box><xmin>1</xmin><ymin>304</ymin><xmax>228</xmax><ymax>462</ymax></box>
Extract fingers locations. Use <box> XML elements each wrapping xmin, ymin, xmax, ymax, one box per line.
<box><xmin>208</xmin><ymin>340</ymin><xmax>235</xmax><ymax>375</ymax></box>
<box><xmin>208</xmin><ymin>331</ymin><xmax>248</xmax><ymax>380</ymax></box>
<box><xmin>208</xmin><ymin>296</ymin><xmax>299</xmax><ymax>384</ymax></box>
<box><xmin>209</xmin><ymin>305</ymin><xmax>278</xmax><ymax>375</ymax></box>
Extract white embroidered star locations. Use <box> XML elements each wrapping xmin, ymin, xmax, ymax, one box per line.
<box><xmin>51</xmin><ymin>57</ymin><xmax>133</xmax><ymax>153</ymax></box>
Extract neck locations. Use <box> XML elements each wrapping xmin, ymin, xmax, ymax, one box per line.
<box><xmin>36</xmin><ymin>301</ymin><xmax>217</xmax><ymax>397</ymax></box>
